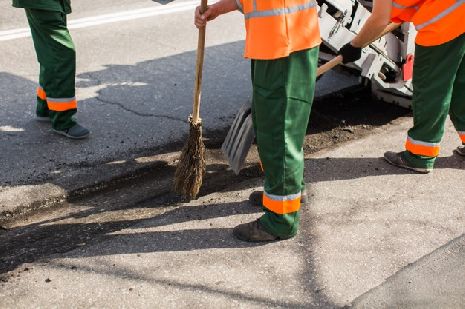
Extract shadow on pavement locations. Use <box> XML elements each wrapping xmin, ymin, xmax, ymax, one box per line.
<box><xmin>0</xmin><ymin>41</ymin><xmax>254</xmax><ymax>225</ymax></box>
<box><xmin>0</xmin><ymin>193</ymin><xmax>342</xmax><ymax>307</ymax></box>
<box><xmin>297</xmin><ymin>222</ymin><xmax>348</xmax><ymax>308</ymax></box>
<box><xmin>0</xmin><ymin>200</ymin><xmax>261</xmax><ymax>275</ymax></box>
<box><xmin>304</xmin><ymin>154</ymin><xmax>465</xmax><ymax>184</ymax></box>
<box><xmin>1</xmin><ymin>40</ymin><xmax>249</xmax><ymax>189</ymax></box>
<box><xmin>48</xmin><ymin>259</ymin><xmax>321</xmax><ymax>308</ymax></box>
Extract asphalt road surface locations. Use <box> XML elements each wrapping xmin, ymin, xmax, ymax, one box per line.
<box><xmin>0</xmin><ymin>0</ymin><xmax>357</xmax><ymax>188</ymax></box>
<box><xmin>1</xmin><ymin>0</ymin><xmax>249</xmax><ymax>187</ymax></box>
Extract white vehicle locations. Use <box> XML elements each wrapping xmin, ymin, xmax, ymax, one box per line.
<box><xmin>318</xmin><ymin>0</ymin><xmax>415</xmax><ymax>108</ymax></box>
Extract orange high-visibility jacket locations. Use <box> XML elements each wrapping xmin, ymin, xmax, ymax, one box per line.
<box><xmin>236</xmin><ymin>0</ymin><xmax>321</xmax><ymax>60</ymax></box>
<box><xmin>391</xmin><ymin>0</ymin><xmax>465</xmax><ymax>46</ymax></box>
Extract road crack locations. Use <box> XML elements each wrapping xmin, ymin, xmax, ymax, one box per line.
<box><xmin>78</xmin><ymin>72</ymin><xmax>187</xmax><ymax>123</ymax></box>
<box><xmin>94</xmin><ymin>96</ymin><xmax>187</xmax><ymax>123</ymax></box>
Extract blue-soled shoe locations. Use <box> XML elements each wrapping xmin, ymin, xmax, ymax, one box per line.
<box><xmin>383</xmin><ymin>151</ymin><xmax>432</xmax><ymax>174</ymax></box>
<box><xmin>53</xmin><ymin>123</ymin><xmax>90</xmax><ymax>140</ymax></box>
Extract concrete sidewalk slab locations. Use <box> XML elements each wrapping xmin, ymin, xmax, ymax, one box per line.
<box><xmin>301</xmin><ymin>119</ymin><xmax>465</xmax><ymax>306</ymax></box>
<box><xmin>1</xmin><ymin>118</ymin><xmax>464</xmax><ymax>308</ymax></box>
<box><xmin>352</xmin><ymin>233</ymin><xmax>465</xmax><ymax>308</ymax></box>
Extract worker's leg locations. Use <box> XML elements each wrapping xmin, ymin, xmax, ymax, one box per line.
<box><xmin>448</xmin><ymin>34</ymin><xmax>465</xmax><ymax>145</ymax></box>
<box><xmin>403</xmin><ymin>35</ymin><xmax>465</xmax><ymax>169</ymax></box>
<box><xmin>252</xmin><ymin>47</ymin><xmax>318</xmax><ymax>239</ymax></box>
<box><xmin>26</xmin><ymin>9</ymin><xmax>77</xmax><ymax>131</ymax></box>
<box><xmin>249</xmin><ymin>58</ymin><xmax>307</xmax><ymax>206</ymax></box>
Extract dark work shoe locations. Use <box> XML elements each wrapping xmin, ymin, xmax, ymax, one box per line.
<box><xmin>454</xmin><ymin>146</ymin><xmax>465</xmax><ymax>157</ymax></box>
<box><xmin>233</xmin><ymin>219</ymin><xmax>285</xmax><ymax>242</ymax></box>
<box><xmin>53</xmin><ymin>123</ymin><xmax>90</xmax><ymax>140</ymax></box>
<box><xmin>383</xmin><ymin>151</ymin><xmax>432</xmax><ymax>174</ymax></box>
<box><xmin>249</xmin><ymin>189</ymin><xmax>308</xmax><ymax>207</ymax></box>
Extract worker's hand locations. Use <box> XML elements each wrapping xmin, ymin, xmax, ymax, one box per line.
<box><xmin>339</xmin><ymin>43</ymin><xmax>362</xmax><ymax>64</ymax></box>
<box><xmin>195</xmin><ymin>5</ymin><xmax>220</xmax><ymax>28</ymax></box>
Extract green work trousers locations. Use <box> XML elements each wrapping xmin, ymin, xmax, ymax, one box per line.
<box><xmin>26</xmin><ymin>8</ymin><xmax>77</xmax><ymax>130</ymax></box>
<box><xmin>403</xmin><ymin>33</ymin><xmax>465</xmax><ymax>169</ymax></box>
<box><xmin>13</xmin><ymin>0</ymin><xmax>72</xmax><ymax>14</ymax></box>
<box><xmin>252</xmin><ymin>47</ymin><xmax>319</xmax><ymax>238</ymax></box>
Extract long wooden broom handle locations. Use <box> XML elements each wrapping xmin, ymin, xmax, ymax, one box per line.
<box><xmin>316</xmin><ymin>22</ymin><xmax>401</xmax><ymax>77</ymax></box>
<box><xmin>192</xmin><ymin>0</ymin><xmax>208</xmax><ymax>124</ymax></box>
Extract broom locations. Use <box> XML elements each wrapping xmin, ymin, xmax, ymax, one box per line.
<box><xmin>174</xmin><ymin>0</ymin><xmax>208</xmax><ymax>200</ymax></box>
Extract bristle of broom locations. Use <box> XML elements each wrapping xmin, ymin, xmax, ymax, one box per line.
<box><xmin>174</xmin><ymin>118</ymin><xmax>206</xmax><ymax>200</ymax></box>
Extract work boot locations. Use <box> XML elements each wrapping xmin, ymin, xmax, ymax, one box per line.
<box><xmin>384</xmin><ymin>151</ymin><xmax>432</xmax><ymax>174</ymax></box>
<box><xmin>249</xmin><ymin>189</ymin><xmax>308</xmax><ymax>207</ymax></box>
<box><xmin>454</xmin><ymin>146</ymin><xmax>465</xmax><ymax>157</ymax></box>
<box><xmin>233</xmin><ymin>219</ymin><xmax>286</xmax><ymax>242</ymax></box>
<box><xmin>53</xmin><ymin>123</ymin><xmax>90</xmax><ymax>140</ymax></box>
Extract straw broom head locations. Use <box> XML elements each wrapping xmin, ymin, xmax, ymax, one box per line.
<box><xmin>174</xmin><ymin>117</ymin><xmax>206</xmax><ymax>200</ymax></box>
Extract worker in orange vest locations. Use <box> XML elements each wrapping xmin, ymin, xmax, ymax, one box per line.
<box><xmin>339</xmin><ymin>0</ymin><xmax>465</xmax><ymax>173</ymax></box>
<box><xmin>195</xmin><ymin>0</ymin><xmax>321</xmax><ymax>242</ymax></box>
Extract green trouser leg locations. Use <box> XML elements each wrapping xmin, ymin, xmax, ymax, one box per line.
<box><xmin>250</xmin><ymin>64</ymin><xmax>307</xmax><ymax>192</ymax></box>
<box><xmin>403</xmin><ymin>33</ymin><xmax>465</xmax><ymax>168</ymax></box>
<box><xmin>449</xmin><ymin>37</ymin><xmax>465</xmax><ymax>145</ymax></box>
<box><xmin>26</xmin><ymin>8</ymin><xmax>77</xmax><ymax>130</ymax></box>
<box><xmin>36</xmin><ymin>65</ymin><xmax>49</xmax><ymax>117</ymax></box>
<box><xmin>252</xmin><ymin>47</ymin><xmax>318</xmax><ymax>238</ymax></box>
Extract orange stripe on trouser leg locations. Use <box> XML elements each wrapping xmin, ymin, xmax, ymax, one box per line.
<box><xmin>37</xmin><ymin>87</ymin><xmax>46</xmax><ymax>100</ymax></box>
<box><xmin>262</xmin><ymin>194</ymin><xmax>301</xmax><ymax>215</ymax></box>
<box><xmin>47</xmin><ymin>99</ymin><xmax>77</xmax><ymax>112</ymax></box>
<box><xmin>405</xmin><ymin>139</ymin><xmax>440</xmax><ymax>157</ymax></box>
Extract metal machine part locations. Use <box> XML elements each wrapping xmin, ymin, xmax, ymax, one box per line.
<box><xmin>318</xmin><ymin>0</ymin><xmax>416</xmax><ymax>108</ymax></box>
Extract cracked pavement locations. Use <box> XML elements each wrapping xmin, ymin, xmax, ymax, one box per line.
<box><xmin>0</xmin><ymin>0</ymin><xmax>355</xmax><ymax>193</ymax></box>
<box><xmin>93</xmin><ymin>95</ymin><xmax>187</xmax><ymax>122</ymax></box>
<box><xmin>0</xmin><ymin>1</ymin><xmax>250</xmax><ymax>188</ymax></box>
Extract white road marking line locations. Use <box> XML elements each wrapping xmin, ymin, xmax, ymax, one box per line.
<box><xmin>0</xmin><ymin>1</ymin><xmax>202</xmax><ymax>41</ymax></box>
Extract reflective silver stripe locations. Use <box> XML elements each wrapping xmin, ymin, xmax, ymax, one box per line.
<box><xmin>458</xmin><ymin>131</ymin><xmax>465</xmax><ymax>135</ymax></box>
<box><xmin>253</xmin><ymin>0</ymin><xmax>257</xmax><ymax>11</ymax></box>
<box><xmin>392</xmin><ymin>1</ymin><xmax>410</xmax><ymax>9</ymax></box>
<box><xmin>416</xmin><ymin>0</ymin><xmax>465</xmax><ymax>31</ymax></box>
<box><xmin>407</xmin><ymin>136</ymin><xmax>440</xmax><ymax>147</ymax></box>
<box><xmin>244</xmin><ymin>0</ymin><xmax>317</xmax><ymax>20</ymax></box>
<box><xmin>235</xmin><ymin>0</ymin><xmax>243</xmax><ymax>13</ymax></box>
<box><xmin>264</xmin><ymin>192</ymin><xmax>301</xmax><ymax>201</ymax></box>
<box><xmin>46</xmin><ymin>97</ymin><xmax>76</xmax><ymax>102</ymax></box>
<box><xmin>392</xmin><ymin>1</ymin><xmax>419</xmax><ymax>10</ymax></box>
